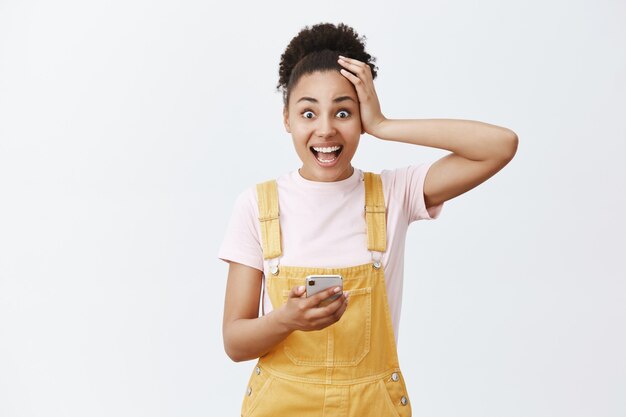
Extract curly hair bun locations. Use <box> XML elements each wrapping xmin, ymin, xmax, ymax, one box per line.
<box><xmin>278</xmin><ymin>22</ymin><xmax>377</xmax><ymax>104</ymax></box>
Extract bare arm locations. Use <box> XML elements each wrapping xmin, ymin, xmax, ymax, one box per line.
<box><xmin>222</xmin><ymin>262</ymin><xmax>289</xmax><ymax>362</ymax></box>
<box><xmin>222</xmin><ymin>262</ymin><xmax>349</xmax><ymax>362</ymax></box>
<box><xmin>372</xmin><ymin>118</ymin><xmax>518</xmax><ymax>207</ymax></box>
<box><xmin>337</xmin><ymin>56</ymin><xmax>518</xmax><ymax>207</ymax></box>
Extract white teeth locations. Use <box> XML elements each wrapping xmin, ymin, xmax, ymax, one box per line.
<box><xmin>315</xmin><ymin>154</ymin><xmax>337</xmax><ymax>164</ymax></box>
<box><xmin>312</xmin><ymin>145</ymin><xmax>341</xmax><ymax>153</ymax></box>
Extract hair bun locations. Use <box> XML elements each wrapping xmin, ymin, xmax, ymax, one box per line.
<box><xmin>278</xmin><ymin>22</ymin><xmax>377</xmax><ymax>94</ymax></box>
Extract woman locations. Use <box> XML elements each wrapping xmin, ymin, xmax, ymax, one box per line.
<box><xmin>219</xmin><ymin>22</ymin><xmax>518</xmax><ymax>417</ymax></box>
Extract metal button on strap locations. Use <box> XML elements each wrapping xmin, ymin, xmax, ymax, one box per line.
<box><xmin>270</xmin><ymin>266</ymin><xmax>279</xmax><ymax>275</ymax></box>
<box><xmin>247</xmin><ymin>387</ymin><xmax>252</xmax><ymax>396</ymax></box>
<box><xmin>373</xmin><ymin>260</ymin><xmax>381</xmax><ymax>269</ymax></box>
<box><xmin>255</xmin><ymin>366</ymin><xmax>261</xmax><ymax>375</ymax></box>
<box><xmin>400</xmin><ymin>396</ymin><xmax>408</xmax><ymax>406</ymax></box>
<box><xmin>391</xmin><ymin>372</ymin><xmax>399</xmax><ymax>382</ymax></box>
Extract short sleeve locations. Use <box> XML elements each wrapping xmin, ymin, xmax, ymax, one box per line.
<box><xmin>218</xmin><ymin>187</ymin><xmax>264</xmax><ymax>271</ymax></box>
<box><xmin>382</xmin><ymin>162</ymin><xmax>444</xmax><ymax>223</ymax></box>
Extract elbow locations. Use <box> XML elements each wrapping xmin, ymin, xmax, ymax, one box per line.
<box><xmin>224</xmin><ymin>341</ymin><xmax>246</xmax><ymax>363</ymax></box>
<box><xmin>223</xmin><ymin>334</ymin><xmax>246</xmax><ymax>363</ymax></box>
<box><xmin>495</xmin><ymin>129</ymin><xmax>519</xmax><ymax>163</ymax></box>
<box><xmin>223</xmin><ymin>331</ymin><xmax>255</xmax><ymax>363</ymax></box>
<box><xmin>223</xmin><ymin>322</ymin><xmax>243</xmax><ymax>362</ymax></box>
<box><xmin>226</xmin><ymin>350</ymin><xmax>246</xmax><ymax>363</ymax></box>
<box><xmin>225</xmin><ymin>346</ymin><xmax>261</xmax><ymax>363</ymax></box>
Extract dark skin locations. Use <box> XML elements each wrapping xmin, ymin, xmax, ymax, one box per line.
<box><xmin>223</xmin><ymin>57</ymin><xmax>517</xmax><ymax>363</ymax></box>
<box><xmin>223</xmin><ymin>262</ymin><xmax>348</xmax><ymax>362</ymax></box>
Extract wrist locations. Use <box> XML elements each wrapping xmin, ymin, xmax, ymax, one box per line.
<box><xmin>271</xmin><ymin>306</ymin><xmax>294</xmax><ymax>335</ymax></box>
<box><xmin>367</xmin><ymin>116</ymin><xmax>390</xmax><ymax>139</ymax></box>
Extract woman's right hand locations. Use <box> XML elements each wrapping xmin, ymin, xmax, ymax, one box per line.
<box><xmin>278</xmin><ymin>285</ymin><xmax>349</xmax><ymax>332</ymax></box>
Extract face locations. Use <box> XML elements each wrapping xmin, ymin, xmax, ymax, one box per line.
<box><xmin>283</xmin><ymin>70</ymin><xmax>362</xmax><ymax>182</ymax></box>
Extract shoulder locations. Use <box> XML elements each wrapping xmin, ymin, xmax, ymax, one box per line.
<box><xmin>380</xmin><ymin>163</ymin><xmax>432</xmax><ymax>188</ymax></box>
<box><xmin>232</xmin><ymin>171</ymin><xmax>296</xmax><ymax>212</ymax></box>
<box><xmin>375</xmin><ymin>163</ymin><xmax>432</xmax><ymax>202</ymax></box>
<box><xmin>232</xmin><ymin>186</ymin><xmax>258</xmax><ymax>214</ymax></box>
<box><xmin>378</xmin><ymin>163</ymin><xmax>443</xmax><ymax>221</ymax></box>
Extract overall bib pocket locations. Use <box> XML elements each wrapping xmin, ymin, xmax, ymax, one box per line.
<box><xmin>281</xmin><ymin>287</ymin><xmax>372</xmax><ymax>366</ymax></box>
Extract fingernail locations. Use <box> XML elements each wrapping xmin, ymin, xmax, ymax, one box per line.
<box><xmin>333</xmin><ymin>287</ymin><xmax>341</xmax><ymax>293</ymax></box>
<box><xmin>344</xmin><ymin>291</ymin><xmax>350</xmax><ymax>299</ymax></box>
<box><xmin>338</xmin><ymin>55</ymin><xmax>345</xmax><ymax>59</ymax></box>
<box><xmin>298</xmin><ymin>286</ymin><xmax>305</xmax><ymax>292</ymax></box>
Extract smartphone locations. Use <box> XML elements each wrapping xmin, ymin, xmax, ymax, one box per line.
<box><xmin>306</xmin><ymin>275</ymin><xmax>343</xmax><ymax>307</ymax></box>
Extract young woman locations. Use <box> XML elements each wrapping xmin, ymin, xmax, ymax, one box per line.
<box><xmin>219</xmin><ymin>22</ymin><xmax>517</xmax><ymax>417</ymax></box>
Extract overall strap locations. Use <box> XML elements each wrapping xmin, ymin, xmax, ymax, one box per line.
<box><xmin>256</xmin><ymin>180</ymin><xmax>282</xmax><ymax>260</ymax></box>
<box><xmin>363</xmin><ymin>172</ymin><xmax>387</xmax><ymax>253</ymax></box>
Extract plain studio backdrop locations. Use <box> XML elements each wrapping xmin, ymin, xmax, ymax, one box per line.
<box><xmin>1</xmin><ymin>0</ymin><xmax>625</xmax><ymax>416</ymax></box>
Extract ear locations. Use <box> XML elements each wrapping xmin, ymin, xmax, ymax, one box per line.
<box><xmin>283</xmin><ymin>107</ymin><xmax>291</xmax><ymax>133</ymax></box>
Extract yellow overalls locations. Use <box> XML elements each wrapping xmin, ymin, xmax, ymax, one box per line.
<box><xmin>241</xmin><ymin>172</ymin><xmax>412</xmax><ymax>417</ymax></box>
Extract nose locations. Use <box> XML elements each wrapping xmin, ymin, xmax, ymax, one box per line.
<box><xmin>315</xmin><ymin>115</ymin><xmax>337</xmax><ymax>138</ymax></box>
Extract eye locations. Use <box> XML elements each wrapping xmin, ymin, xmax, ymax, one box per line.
<box><xmin>336</xmin><ymin>110</ymin><xmax>350</xmax><ymax>119</ymax></box>
<box><xmin>302</xmin><ymin>110</ymin><xmax>315</xmax><ymax>119</ymax></box>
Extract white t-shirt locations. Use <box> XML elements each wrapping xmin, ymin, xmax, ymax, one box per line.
<box><xmin>218</xmin><ymin>164</ymin><xmax>443</xmax><ymax>341</ymax></box>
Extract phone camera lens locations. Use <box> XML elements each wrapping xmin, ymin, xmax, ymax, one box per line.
<box><xmin>309</xmin><ymin>280</ymin><xmax>315</xmax><ymax>286</ymax></box>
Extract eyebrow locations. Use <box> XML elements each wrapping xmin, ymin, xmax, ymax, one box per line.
<box><xmin>296</xmin><ymin>96</ymin><xmax>356</xmax><ymax>104</ymax></box>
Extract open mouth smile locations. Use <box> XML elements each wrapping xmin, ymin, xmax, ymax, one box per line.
<box><xmin>310</xmin><ymin>145</ymin><xmax>343</xmax><ymax>165</ymax></box>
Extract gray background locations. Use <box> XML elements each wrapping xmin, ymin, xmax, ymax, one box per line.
<box><xmin>1</xmin><ymin>0</ymin><xmax>625</xmax><ymax>416</ymax></box>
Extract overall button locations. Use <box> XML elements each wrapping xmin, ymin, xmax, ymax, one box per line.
<box><xmin>373</xmin><ymin>260</ymin><xmax>381</xmax><ymax>269</ymax></box>
<box><xmin>270</xmin><ymin>266</ymin><xmax>279</xmax><ymax>275</ymax></box>
<box><xmin>255</xmin><ymin>366</ymin><xmax>261</xmax><ymax>375</ymax></box>
<box><xmin>391</xmin><ymin>372</ymin><xmax>399</xmax><ymax>382</ymax></box>
<box><xmin>247</xmin><ymin>387</ymin><xmax>252</xmax><ymax>396</ymax></box>
<box><xmin>400</xmin><ymin>396</ymin><xmax>408</xmax><ymax>406</ymax></box>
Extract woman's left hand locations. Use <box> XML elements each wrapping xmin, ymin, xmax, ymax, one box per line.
<box><xmin>337</xmin><ymin>56</ymin><xmax>387</xmax><ymax>136</ymax></box>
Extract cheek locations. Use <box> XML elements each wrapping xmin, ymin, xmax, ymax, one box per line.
<box><xmin>339</xmin><ymin>123</ymin><xmax>362</xmax><ymax>141</ymax></box>
<box><xmin>348</xmin><ymin>139</ymin><xmax>361</xmax><ymax>153</ymax></box>
<box><xmin>291</xmin><ymin>124</ymin><xmax>311</xmax><ymax>139</ymax></box>
<box><xmin>291</xmin><ymin>132</ymin><xmax>310</xmax><ymax>153</ymax></box>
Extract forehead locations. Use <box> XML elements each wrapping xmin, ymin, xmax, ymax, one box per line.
<box><xmin>290</xmin><ymin>71</ymin><xmax>357</xmax><ymax>104</ymax></box>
